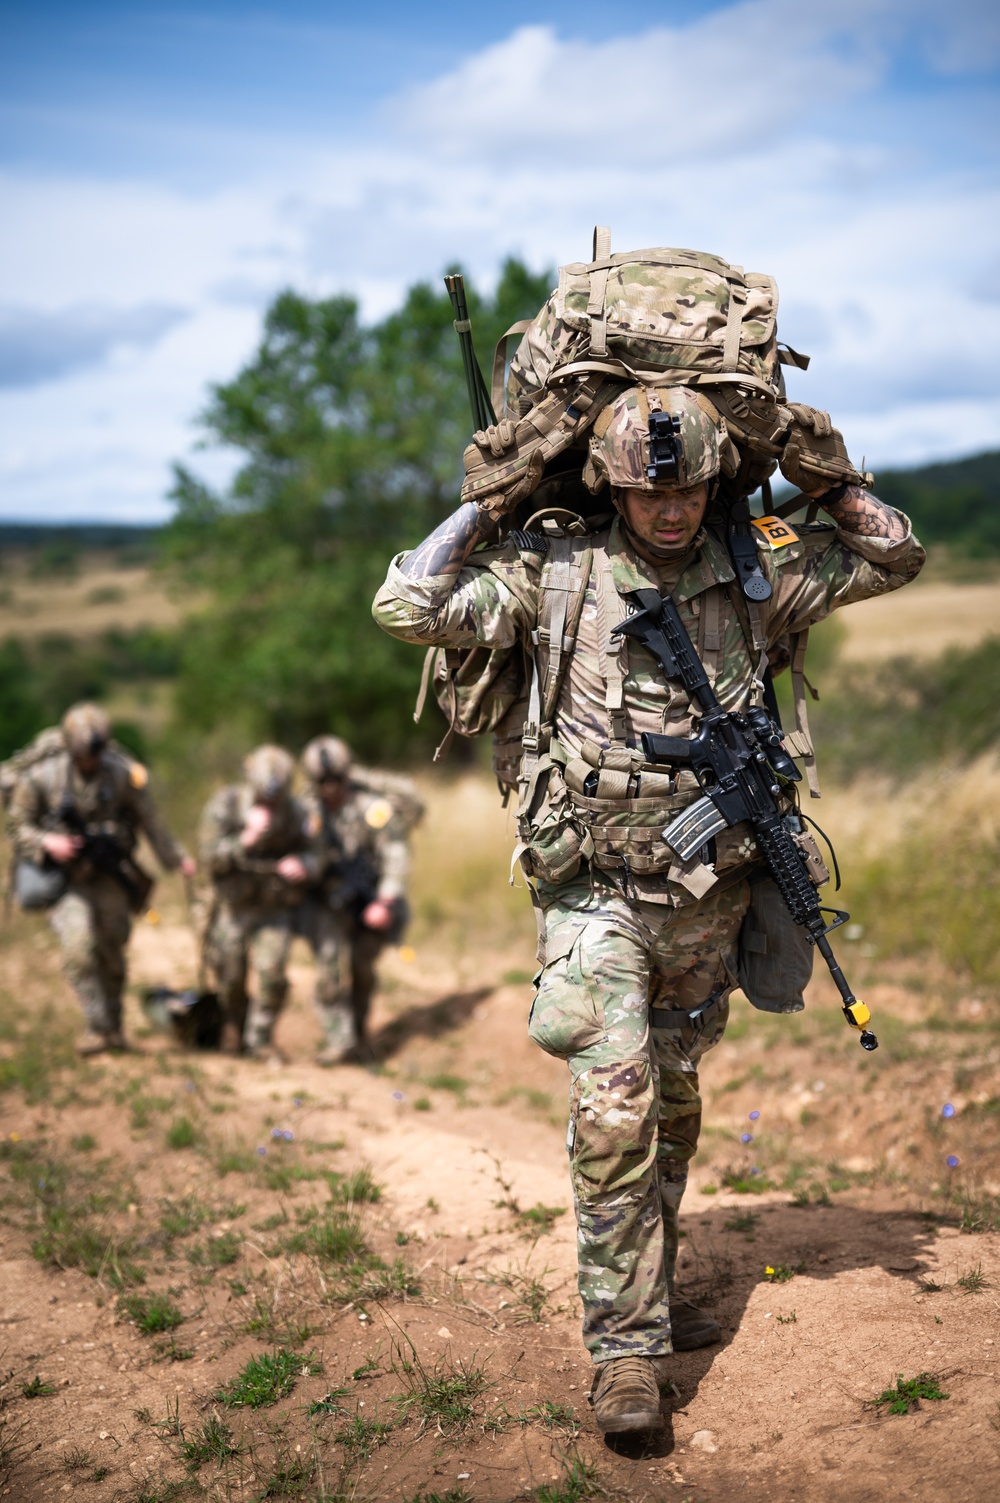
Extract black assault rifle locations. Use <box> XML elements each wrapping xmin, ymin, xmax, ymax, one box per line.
<box><xmin>612</xmin><ymin>590</ymin><xmax>877</xmax><ymax>1051</ymax></box>
<box><xmin>57</xmin><ymin>797</ymin><xmax>154</xmax><ymax>914</ymax></box>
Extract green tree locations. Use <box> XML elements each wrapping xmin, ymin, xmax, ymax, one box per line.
<box><xmin>164</xmin><ymin>260</ymin><xmax>553</xmax><ymax>759</ymax></box>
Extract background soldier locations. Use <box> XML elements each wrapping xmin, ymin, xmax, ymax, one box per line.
<box><xmin>299</xmin><ymin>736</ymin><xmax>421</xmax><ymax>1065</ymax></box>
<box><xmin>6</xmin><ymin>702</ymin><xmax>194</xmax><ymax>1055</ymax></box>
<box><xmin>198</xmin><ymin>744</ymin><xmax>321</xmax><ymax>1060</ymax></box>
<box><xmin>373</xmin><ymin>385</ymin><xmax>925</xmax><ymax>1434</ymax></box>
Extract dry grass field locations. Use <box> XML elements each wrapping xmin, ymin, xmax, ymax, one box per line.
<box><xmin>0</xmin><ymin>555</ymin><xmax>188</xmax><ymax>640</ymax></box>
<box><xmin>0</xmin><ymin>555</ymin><xmax>998</xmax><ymax>1502</ymax></box>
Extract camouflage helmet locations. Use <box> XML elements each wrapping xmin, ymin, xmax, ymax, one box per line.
<box><xmin>243</xmin><ymin>745</ymin><xmax>295</xmax><ymax>801</ymax></box>
<box><xmin>301</xmin><ymin>736</ymin><xmax>353</xmax><ymax>784</ymax></box>
<box><xmin>61</xmin><ymin>702</ymin><xmax>111</xmax><ymax>757</ymax></box>
<box><xmin>585</xmin><ymin>385</ymin><xmax>721</xmax><ymax>494</ymax></box>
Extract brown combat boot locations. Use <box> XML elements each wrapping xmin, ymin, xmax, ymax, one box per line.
<box><xmin>589</xmin><ymin>1356</ymin><xmax>661</xmax><ymax>1434</ymax></box>
<box><xmin>76</xmin><ymin>1030</ymin><xmax>110</xmax><ymax>1057</ymax></box>
<box><xmin>669</xmin><ymin>1297</ymin><xmax>721</xmax><ymax>1351</ymax></box>
<box><xmin>219</xmin><ymin>1021</ymin><xmax>243</xmax><ymax>1056</ymax></box>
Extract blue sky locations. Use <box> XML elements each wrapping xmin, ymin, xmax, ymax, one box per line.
<box><xmin>1</xmin><ymin>0</ymin><xmax>998</xmax><ymax>520</ymax></box>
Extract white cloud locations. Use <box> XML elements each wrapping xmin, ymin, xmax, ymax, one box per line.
<box><xmin>1</xmin><ymin>0</ymin><xmax>998</xmax><ymax>520</ymax></box>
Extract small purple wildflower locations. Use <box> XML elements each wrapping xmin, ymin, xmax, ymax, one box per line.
<box><xmin>391</xmin><ymin>1090</ymin><xmax>405</xmax><ymax>1101</ymax></box>
<box><xmin>271</xmin><ymin>1127</ymin><xmax>283</xmax><ymax>1140</ymax></box>
<box><xmin>741</xmin><ymin>1132</ymin><xmax>753</xmax><ymax>1144</ymax></box>
<box><xmin>942</xmin><ymin>1103</ymin><xmax>956</xmax><ymax>1119</ymax></box>
<box><xmin>292</xmin><ymin>1097</ymin><xmax>303</xmax><ymax>1108</ymax></box>
<box><xmin>281</xmin><ymin>1129</ymin><xmax>294</xmax><ymax>1142</ymax></box>
<box><xmin>749</xmin><ymin>1110</ymin><xmax>760</xmax><ymax>1121</ymax></box>
<box><xmin>947</xmin><ymin>1154</ymin><xmax>960</xmax><ymax>1168</ymax></box>
<box><xmin>256</xmin><ymin>1146</ymin><xmax>267</xmax><ymax>1157</ymax></box>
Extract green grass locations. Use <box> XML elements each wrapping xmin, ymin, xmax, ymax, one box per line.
<box><xmin>335</xmin><ymin>1413</ymin><xmax>393</xmax><ymax>1461</ymax></box>
<box><xmin>490</xmin><ymin>1265</ymin><xmax>558</xmax><ymax>1323</ymax></box>
<box><xmin>956</xmin><ymin>1263</ymin><xmax>990</xmax><ymax>1293</ymax></box>
<box><xmin>307</xmin><ymin>1387</ymin><xmax>350</xmax><ymax>1417</ymax></box>
<box><xmin>0</xmin><ymin>1003</ymin><xmax>78</xmax><ymax>1103</ymax></box>
<box><xmin>326</xmin><ymin>1166</ymin><xmax>382</xmax><ymax>1204</ymax></box>
<box><xmin>514</xmin><ymin>1202</ymin><xmax>566</xmax><ymax>1238</ymax></box>
<box><xmin>214</xmin><ymin>1146</ymin><xmax>260</xmax><ymax>1176</ymax></box>
<box><xmin>722</xmin><ymin>1166</ymin><xmax>774</xmax><ymax>1194</ymax></box>
<box><xmin>959</xmin><ymin>1195</ymin><xmax>1000</xmax><ymax>1233</ymax></box>
<box><xmin>20</xmin><ymin>1375</ymin><xmax>56</xmax><ymax>1398</ymax></box>
<box><xmin>873</xmin><ymin>1372</ymin><xmax>950</xmax><ymax>1415</ymax></box>
<box><xmin>532</xmin><ymin>1454</ymin><xmax>604</xmax><ymax>1501</ymax></box>
<box><xmin>424</xmin><ymin>1073</ymin><xmax>468</xmax><ymax>1095</ymax></box>
<box><xmin>521</xmin><ymin>1401</ymin><xmax>580</xmax><ymax>1435</ymax></box>
<box><xmin>159</xmin><ymin>1196</ymin><xmax>230</xmax><ymax>1243</ymax></box>
<box><xmin>165</xmin><ymin>1116</ymin><xmax>199</xmax><ymax>1150</ymax></box>
<box><xmin>391</xmin><ymin>1346</ymin><xmax>494</xmax><ymax>1435</ymax></box>
<box><xmin>404</xmin><ymin>1491</ymin><xmax>472</xmax><ymax>1503</ymax></box>
<box><xmin>286</xmin><ymin>1210</ymin><xmax>368</xmax><ymax>1264</ymax></box>
<box><xmin>179</xmin><ymin>1414</ymin><xmax>242</xmax><ymax>1468</ymax></box>
<box><xmin>763</xmin><ymin>1263</ymin><xmax>804</xmax><ymax>1284</ymax></box>
<box><xmin>215</xmin><ymin>1349</ymin><xmax>320</xmax><ymax>1409</ymax></box>
<box><xmin>1</xmin><ymin>1141</ymin><xmax>143</xmax><ymax>1286</ymax></box>
<box><xmin>186</xmin><ymin>1231</ymin><xmax>242</xmax><ymax>1271</ymax></box>
<box><xmin>118</xmin><ymin>1291</ymin><xmax>184</xmax><ymax>1334</ymax></box>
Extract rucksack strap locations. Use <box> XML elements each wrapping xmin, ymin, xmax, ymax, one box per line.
<box><xmin>521</xmin><ymin>534</ymin><xmax>594</xmax><ymax>776</ymax></box>
<box><xmin>595</xmin><ymin>547</ymin><xmax>628</xmax><ymax>743</ymax></box>
<box><xmin>491</xmin><ymin>319</ymin><xmax>532</xmax><ymax>419</ymax></box>
<box><xmin>783</xmin><ymin>629</ymin><xmax>821</xmax><ymax>798</ymax></box>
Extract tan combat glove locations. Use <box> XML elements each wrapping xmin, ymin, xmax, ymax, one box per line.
<box><xmin>779</xmin><ymin>403</ymin><xmax>873</xmax><ymax>496</ymax></box>
<box><xmin>460</xmin><ymin>374</ymin><xmax>623</xmax><ymax>524</ymax></box>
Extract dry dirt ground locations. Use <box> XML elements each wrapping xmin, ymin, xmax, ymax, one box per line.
<box><xmin>1</xmin><ymin>846</ymin><xmax>998</xmax><ymax>1503</ymax></box>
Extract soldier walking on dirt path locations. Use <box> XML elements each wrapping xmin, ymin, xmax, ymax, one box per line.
<box><xmin>298</xmin><ymin>736</ymin><xmax>422</xmax><ymax>1066</ymax></box>
<box><xmin>198</xmin><ymin>744</ymin><xmax>322</xmax><ymax>1062</ymax></box>
<box><xmin>372</xmin><ymin>385</ymin><xmax>925</xmax><ymax>1434</ymax></box>
<box><xmin>5</xmin><ymin>702</ymin><xmax>195</xmax><ymax>1056</ymax></box>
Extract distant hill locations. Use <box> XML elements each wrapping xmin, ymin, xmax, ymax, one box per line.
<box><xmin>872</xmin><ymin>450</ymin><xmax>1000</xmax><ymax>555</ymax></box>
<box><xmin>0</xmin><ymin>522</ymin><xmax>160</xmax><ymax>551</ymax></box>
<box><xmin>1</xmin><ymin>450</ymin><xmax>997</xmax><ymax>557</ymax></box>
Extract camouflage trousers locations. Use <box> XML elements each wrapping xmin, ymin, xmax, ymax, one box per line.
<box><xmin>529</xmin><ymin>871</ymin><xmax>750</xmax><ymax>1364</ymax></box>
<box><xmin>205</xmin><ymin>902</ymin><xmax>295</xmax><ymax>1050</ymax></box>
<box><xmin>49</xmin><ymin>875</ymin><xmax>132</xmax><ymax>1034</ymax></box>
<box><xmin>296</xmin><ymin>900</ymin><xmax>385</xmax><ymax>1056</ymax></box>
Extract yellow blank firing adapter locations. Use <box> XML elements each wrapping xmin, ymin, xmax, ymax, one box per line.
<box><xmin>842</xmin><ymin>998</ymin><xmax>878</xmax><ymax>1052</ymax></box>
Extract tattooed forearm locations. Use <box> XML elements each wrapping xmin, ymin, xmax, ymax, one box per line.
<box><xmin>819</xmin><ymin>485</ymin><xmax>906</xmax><ymax>541</ymax></box>
<box><xmin>398</xmin><ymin>502</ymin><xmax>493</xmax><ymax>581</ymax></box>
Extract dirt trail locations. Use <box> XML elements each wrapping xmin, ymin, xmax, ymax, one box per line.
<box><xmin>1</xmin><ymin>892</ymin><xmax>998</xmax><ymax>1503</ymax></box>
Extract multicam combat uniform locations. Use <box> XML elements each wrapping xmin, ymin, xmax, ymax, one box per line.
<box><xmin>7</xmin><ymin>747</ymin><xmax>184</xmax><ymax>1036</ymax></box>
<box><xmin>198</xmin><ymin>785</ymin><xmax>322</xmax><ymax>1051</ymax></box>
<box><xmin>299</xmin><ymin>778</ymin><xmax>415</xmax><ymax>1058</ymax></box>
<box><xmin>374</xmin><ymin>509</ymin><xmax>924</xmax><ymax>1363</ymax></box>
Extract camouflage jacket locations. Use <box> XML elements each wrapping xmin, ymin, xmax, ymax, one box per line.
<box><xmin>303</xmin><ymin>777</ymin><xmax>412</xmax><ymax>911</ymax></box>
<box><xmin>374</xmin><ymin>512</ymin><xmax>924</xmax><ymax>902</ymax></box>
<box><xmin>7</xmin><ymin>748</ymin><xmax>184</xmax><ymax>871</ymax></box>
<box><xmin>198</xmin><ymin>784</ymin><xmax>323</xmax><ymax>910</ymax></box>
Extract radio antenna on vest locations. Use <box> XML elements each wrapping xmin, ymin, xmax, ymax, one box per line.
<box><xmin>444</xmin><ymin>273</ymin><xmax>497</xmax><ymax>433</ymax></box>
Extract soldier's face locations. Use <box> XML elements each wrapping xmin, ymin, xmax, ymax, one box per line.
<box><xmin>71</xmin><ymin>749</ymin><xmax>103</xmax><ymax>779</ymax></box>
<box><xmin>318</xmin><ymin>776</ymin><xmax>347</xmax><ymax>811</ymax></box>
<box><xmin>619</xmin><ymin>482</ymin><xmax>709</xmax><ymax>557</ymax></box>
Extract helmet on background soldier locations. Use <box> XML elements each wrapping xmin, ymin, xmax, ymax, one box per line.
<box><xmin>243</xmin><ymin>745</ymin><xmax>295</xmax><ymax>802</ymax></box>
<box><xmin>301</xmin><ymin>736</ymin><xmax>353</xmax><ymax>784</ymax></box>
<box><xmin>584</xmin><ymin>385</ymin><xmax>721</xmax><ymax>496</ymax></box>
<box><xmin>61</xmin><ymin>702</ymin><xmax>111</xmax><ymax>759</ymax></box>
